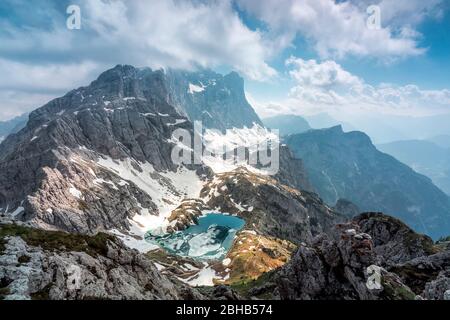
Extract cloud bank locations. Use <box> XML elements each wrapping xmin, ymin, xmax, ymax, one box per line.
<box><xmin>0</xmin><ymin>0</ymin><xmax>275</xmax><ymax>119</ymax></box>
<box><xmin>0</xmin><ymin>0</ymin><xmax>447</xmax><ymax>120</ymax></box>
<box><xmin>238</xmin><ymin>0</ymin><xmax>443</xmax><ymax>59</ymax></box>
<box><xmin>254</xmin><ymin>57</ymin><xmax>450</xmax><ymax>118</ymax></box>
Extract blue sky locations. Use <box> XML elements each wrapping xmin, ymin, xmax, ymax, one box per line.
<box><xmin>0</xmin><ymin>0</ymin><xmax>449</xmax><ymax>121</ymax></box>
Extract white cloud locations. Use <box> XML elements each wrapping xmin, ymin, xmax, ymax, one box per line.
<box><xmin>0</xmin><ymin>59</ymin><xmax>100</xmax><ymax>92</ymax></box>
<box><xmin>286</xmin><ymin>57</ymin><xmax>361</xmax><ymax>88</ymax></box>
<box><xmin>237</xmin><ymin>0</ymin><xmax>443</xmax><ymax>60</ymax></box>
<box><xmin>253</xmin><ymin>57</ymin><xmax>450</xmax><ymax>118</ymax></box>
<box><xmin>1</xmin><ymin>0</ymin><xmax>275</xmax><ymax>81</ymax></box>
<box><xmin>0</xmin><ymin>0</ymin><xmax>277</xmax><ymax>120</ymax></box>
<box><xmin>0</xmin><ymin>58</ymin><xmax>101</xmax><ymax>119</ymax></box>
<box><xmin>0</xmin><ymin>90</ymin><xmax>57</xmax><ymax>120</ymax></box>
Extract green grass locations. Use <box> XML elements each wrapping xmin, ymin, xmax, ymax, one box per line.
<box><xmin>382</xmin><ymin>276</ymin><xmax>416</xmax><ymax>300</ymax></box>
<box><xmin>230</xmin><ymin>271</ymin><xmax>276</xmax><ymax>299</ymax></box>
<box><xmin>0</xmin><ymin>223</ymin><xmax>115</xmax><ymax>257</ymax></box>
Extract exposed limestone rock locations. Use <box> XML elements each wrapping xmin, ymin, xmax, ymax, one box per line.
<box><xmin>0</xmin><ymin>65</ymin><xmax>200</xmax><ymax>234</ymax></box>
<box><xmin>164</xmin><ymin>69</ymin><xmax>262</xmax><ymax>131</ymax></box>
<box><xmin>145</xmin><ymin>248</ymin><xmax>204</xmax><ymax>281</ymax></box>
<box><xmin>273</xmin><ymin>145</ymin><xmax>314</xmax><ymax>193</ymax></box>
<box><xmin>0</xmin><ymin>223</ymin><xmax>203</xmax><ymax>300</ymax></box>
<box><xmin>422</xmin><ymin>271</ymin><xmax>450</xmax><ymax>300</ymax></box>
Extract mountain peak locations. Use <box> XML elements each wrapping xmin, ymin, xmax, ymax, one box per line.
<box><xmin>326</xmin><ymin>124</ymin><xmax>343</xmax><ymax>133</ymax></box>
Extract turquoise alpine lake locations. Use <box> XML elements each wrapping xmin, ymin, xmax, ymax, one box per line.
<box><xmin>145</xmin><ymin>213</ymin><xmax>245</xmax><ymax>260</ymax></box>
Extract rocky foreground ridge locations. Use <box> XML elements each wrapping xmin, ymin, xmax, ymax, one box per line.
<box><xmin>1</xmin><ymin>212</ymin><xmax>448</xmax><ymax>300</ymax></box>
<box><xmin>232</xmin><ymin>213</ymin><xmax>449</xmax><ymax>300</ymax></box>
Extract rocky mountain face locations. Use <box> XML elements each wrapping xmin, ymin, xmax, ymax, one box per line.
<box><xmin>0</xmin><ymin>222</ymin><xmax>203</xmax><ymax>300</ymax></box>
<box><xmin>0</xmin><ymin>65</ymin><xmax>309</xmax><ymax>232</ymax></box>
<box><xmin>274</xmin><ymin>145</ymin><xmax>315</xmax><ymax>193</ymax></box>
<box><xmin>239</xmin><ymin>212</ymin><xmax>449</xmax><ymax>300</ymax></box>
<box><xmin>0</xmin><ymin>64</ymin><xmax>318</xmax><ymax>295</ymax></box>
<box><xmin>285</xmin><ymin>125</ymin><xmax>450</xmax><ymax>240</ymax></box>
<box><xmin>165</xmin><ymin>69</ymin><xmax>262</xmax><ymax>131</ymax></box>
<box><xmin>0</xmin><ymin>65</ymin><xmax>204</xmax><ymax>235</ymax></box>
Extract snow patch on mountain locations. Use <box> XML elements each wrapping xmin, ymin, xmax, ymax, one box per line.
<box><xmin>188</xmin><ymin>83</ymin><xmax>205</xmax><ymax>94</ymax></box>
<box><xmin>168</xmin><ymin>119</ymin><xmax>187</xmax><ymax>126</ymax></box>
<box><xmin>69</xmin><ymin>186</ymin><xmax>82</xmax><ymax>199</ymax></box>
<box><xmin>202</xmin><ymin>124</ymin><xmax>279</xmax><ymax>175</ymax></box>
<box><xmin>96</xmin><ymin>156</ymin><xmax>204</xmax><ymax>249</ymax></box>
<box><xmin>182</xmin><ymin>265</ymin><xmax>216</xmax><ymax>287</ymax></box>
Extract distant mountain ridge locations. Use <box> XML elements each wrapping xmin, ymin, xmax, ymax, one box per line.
<box><xmin>378</xmin><ymin>140</ymin><xmax>450</xmax><ymax>196</ymax></box>
<box><xmin>0</xmin><ymin>113</ymin><xmax>28</xmax><ymax>142</ymax></box>
<box><xmin>428</xmin><ymin>134</ymin><xmax>450</xmax><ymax>149</ymax></box>
<box><xmin>285</xmin><ymin>125</ymin><xmax>450</xmax><ymax>239</ymax></box>
<box><xmin>262</xmin><ymin>114</ymin><xmax>311</xmax><ymax>136</ymax></box>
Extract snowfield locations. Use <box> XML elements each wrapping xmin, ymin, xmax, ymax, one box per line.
<box><xmin>96</xmin><ymin>156</ymin><xmax>203</xmax><ymax>248</ymax></box>
<box><xmin>202</xmin><ymin>124</ymin><xmax>279</xmax><ymax>175</ymax></box>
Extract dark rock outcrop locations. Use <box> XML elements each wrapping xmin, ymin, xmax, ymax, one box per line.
<box><xmin>389</xmin><ymin>250</ymin><xmax>450</xmax><ymax>298</ymax></box>
<box><xmin>274</xmin><ymin>221</ymin><xmax>416</xmax><ymax>300</ymax></box>
<box><xmin>333</xmin><ymin>199</ymin><xmax>360</xmax><ymax>218</ymax></box>
<box><xmin>353</xmin><ymin>212</ymin><xmax>438</xmax><ymax>265</ymax></box>
<box><xmin>242</xmin><ymin>213</ymin><xmax>449</xmax><ymax>300</ymax></box>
